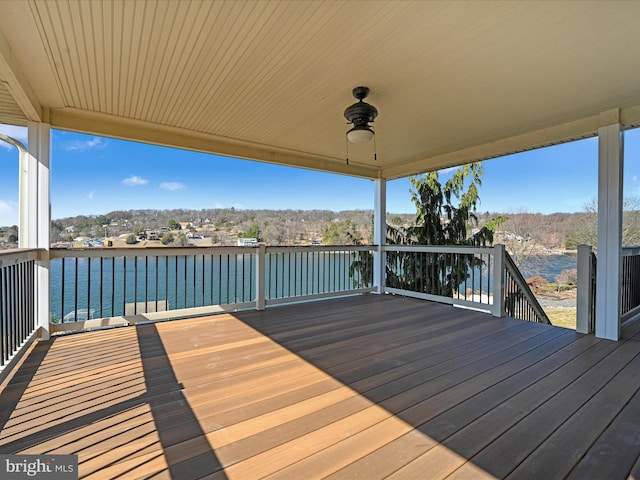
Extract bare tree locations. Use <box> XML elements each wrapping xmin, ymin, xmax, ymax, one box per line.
<box><xmin>497</xmin><ymin>210</ymin><xmax>546</xmax><ymax>267</ymax></box>
<box><xmin>567</xmin><ymin>196</ymin><xmax>640</xmax><ymax>248</ymax></box>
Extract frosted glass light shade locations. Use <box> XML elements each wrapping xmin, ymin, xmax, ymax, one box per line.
<box><xmin>347</xmin><ymin>126</ymin><xmax>374</xmax><ymax>143</ymax></box>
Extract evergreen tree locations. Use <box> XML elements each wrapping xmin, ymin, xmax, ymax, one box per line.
<box><xmin>167</xmin><ymin>219</ymin><xmax>179</xmax><ymax>230</ymax></box>
<box><xmin>352</xmin><ymin>163</ymin><xmax>505</xmax><ymax>294</ymax></box>
<box><xmin>386</xmin><ymin>163</ymin><xmax>505</xmax><ymax>296</ymax></box>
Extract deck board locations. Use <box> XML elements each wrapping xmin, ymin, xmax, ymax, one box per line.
<box><xmin>2</xmin><ymin>294</ymin><xmax>640</xmax><ymax>479</ymax></box>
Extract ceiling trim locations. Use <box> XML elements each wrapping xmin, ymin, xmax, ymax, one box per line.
<box><xmin>382</xmin><ymin>104</ymin><xmax>640</xmax><ymax>180</ymax></box>
<box><xmin>49</xmin><ymin>107</ymin><xmax>381</xmax><ymax>180</ymax></box>
<box><xmin>0</xmin><ymin>28</ymin><xmax>41</xmax><ymax>122</ymax></box>
<box><xmin>621</xmin><ymin>105</ymin><xmax>640</xmax><ymax>129</ymax></box>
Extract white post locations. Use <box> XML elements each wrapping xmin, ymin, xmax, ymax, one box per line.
<box><xmin>27</xmin><ymin>122</ymin><xmax>51</xmax><ymax>340</ymax></box>
<box><xmin>0</xmin><ymin>133</ymin><xmax>29</xmax><ymax>247</ymax></box>
<box><xmin>18</xmin><ymin>145</ymin><xmax>28</xmax><ymax>248</ymax></box>
<box><xmin>596</xmin><ymin>120</ymin><xmax>623</xmax><ymax>341</ymax></box>
<box><xmin>492</xmin><ymin>244</ymin><xmax>505</xmax><ymax>317</ymax></box>
<box><xmin>256</xmin><ymin>244</ymin><xmax>266</xmax><ymax>310</ymax></box>
<box><xmin>576</xmin><ymin>244</ymin><xmax>594</xmax><ymax>334</ymax></box>
<box><xmin>373</xmin><ymin>178</ymin><xmax>386</xmax><ymax>294</ymax></box>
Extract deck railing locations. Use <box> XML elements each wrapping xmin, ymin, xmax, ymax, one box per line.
<box><xmin>263</xmin><ymin>246</ymin><xmax>375</xmax><ymax>306</ymax></box>
<box><xmin>384</xmin><ymin>244</ymin><xmax>497</xmax><ymax>309</ymax></box>
<box><xmin>576</xmin><ymin>244</ymin><xmax>597</xmax><ymax>334</ymax></box>
<box><xmin>49</xmin><ymin>245</ymin><xmax>376</xmax><ymax>332</ymax></box>
<box><xmin>622</xmin><ymin>246</ymin><xmax>640</xmax><ymax>326</ymax></box>
<box><xmin>1</xmin><ymin>243</ymin><xmax>550</xmax><ymax>343</ymax></box>
<box><xmin>0</xmin><ymin>249</ymin><xmax>39</xmax><ymax>378</ymax></box>
<box><xmin>382</xmin><ymin>244</ymin><xmax>551</xmax><ymax>324</ymax></box>
<box><xmin>502</xmin><ymin>250</ymin><xmax>551</xmax><ymax>324</ymax></box>
<box><xmin>577</xmin><ymin>244</ymin><xmax>640</xmax><ymax>332</ymax></box>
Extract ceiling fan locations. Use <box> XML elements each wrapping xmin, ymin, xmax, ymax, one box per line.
<box><xmin>343</xmin><ymin>86</ymin><xmax>378</xmax><ymax>164</ymax></box>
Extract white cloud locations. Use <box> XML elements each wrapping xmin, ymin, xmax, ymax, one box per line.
<box><xmin>159</xmin><ymin>182</ymin><xmax>185</xmax><ymax>191</ymax></box>
<box><xmin>64</xmin><ymin>137</ymin><xmax>107</xmax><ymax>152</ymax></box>
<box><xmin>122</xmin><ymin>176</ymin><xmax>148</xmax><ymax>186</ymax></box>
<box><xmin>0</xmin><ymin>199</ymin><xmax>18</xmax><ymax>227</ymax></box>
<box><xmin>0</xmin><ymin>125</ymin><xmax>28</xmax><ymax>150</ymax></box>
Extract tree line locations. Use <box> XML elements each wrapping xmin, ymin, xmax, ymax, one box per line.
<box><xmin>3</xmin><ymin>191</ymin><xmax>638</xmax><ymax>251</ymax></box>
<box><xmin>18</xmin><ymin>208</ymin><xmax>640</xmax><ymax>250</ymax></box>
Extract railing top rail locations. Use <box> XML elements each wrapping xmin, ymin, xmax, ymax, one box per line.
<box><xmin>383</xmin><ymin>244</ymin><xmax>496</xmax><ymax>255</ymax></box>
<box><xmin>49</xmin><ymin>244</ymin><xmax>379</xmax><ymax>259</ymax></box>
<box><xmin>49</xmin><ymin>245</ymin><xmax>256</xmax><ymax>259</ymax></box>
<box><xmin>0</xmin><ymin>248</ymin><xmax>42</xmax><ymax>264</ymax></box>
<box><xmin>266</xmin><ymin>245</ymin><xmax>376</xmax><ymax>253</ymax></box>
<box><xmin>622</xmin><ymin>246</ymin><xmax>640</xmax><ymax>256</ymax></box>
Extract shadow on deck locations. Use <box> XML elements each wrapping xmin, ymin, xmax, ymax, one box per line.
<box><xmin>1</xmin><ymin>294</ymin><xmax>640</xmax><ymax>479</ymax></box>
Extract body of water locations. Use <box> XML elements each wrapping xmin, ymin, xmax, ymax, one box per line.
<box><xmin>519</xmin><ymin>253</ymin><xmax>577</xmax><ymax>282</ymax></box>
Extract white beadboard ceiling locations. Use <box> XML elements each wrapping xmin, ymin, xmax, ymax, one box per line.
<box><xmin>2</xmin><ymin>0</ymin><xmax>640</xmax><ymax>179</ymax></box>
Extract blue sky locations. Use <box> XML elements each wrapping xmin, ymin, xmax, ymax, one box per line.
<box><xmin>0</xmin><ymin>123</ymin><xmax>639</xmax><ymax>226</ymax></box>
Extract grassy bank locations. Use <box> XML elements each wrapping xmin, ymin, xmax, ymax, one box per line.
<box><xmin>545</xmin><ymin>307</ymin><xmax>576</xmax><ymax>330</ymax></box>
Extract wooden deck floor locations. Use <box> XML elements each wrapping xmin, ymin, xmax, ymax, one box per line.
<box><xmin>2</xmin><ymin>294</ymin><xmax>640</xmax><ymax>479</ymax></box>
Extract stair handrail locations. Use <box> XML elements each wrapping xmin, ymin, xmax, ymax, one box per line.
<box><xmin>502</xmin><ymin>249</ymin><xmax>552</xmax><ymax>324</ymax></box>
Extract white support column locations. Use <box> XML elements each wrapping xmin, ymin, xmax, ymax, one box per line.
<box><xmin>0</xmin><ymin>133</ymin><xmax>29</xmax><ymax>248</ymax></box>
<box><xmin>18</xmin><ymin>144</ymin><xmax>28</xmax><ymax>248</ymax></box>
<box><xmin>595</xmin><ymin>121</ymin><xmax>624</xmax><ymax>341</ymax></box>
<box><xmin>373</xmin><ymin>178</ymin><xmax>386</xmax><ymax>294</ymax></box>
<box><xmin>27</xmin><ymin>122</ymin><xmax>51</xmax><ymax>340</ymax></box>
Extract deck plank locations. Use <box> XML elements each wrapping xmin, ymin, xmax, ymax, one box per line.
<box><xmin>327</xmin><ymin>330</ymin><xmax>583</xmax><ymax>479</ymax></box>
<box><xmin>508</xmin><ymin>346</ymin><xmax>640</xmax><ymax>478</ymax></box>
<box><xmin>566</xmin><ymin>380</ymin><xmax>640</xmax><ymax>479</ymax></box>
<box><xmin>2</xmin><ymin>294</ymin><xmax>640</xmax><ymax>479</ymax></box>
<box><xmin>442</xmin><ymin>337</ymin><xmax>637</xmax><ymax>479</ymax></box>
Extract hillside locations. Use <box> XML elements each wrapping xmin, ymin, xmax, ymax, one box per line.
<box><xmin>45</xmin><ymin>208</ymin><xmax>409</xmax><ymax>247</ymax></box>
<box><xmin>1</xmin><ymin>207</ymin><xmax>636</xmax><ymax>250</ymax></box>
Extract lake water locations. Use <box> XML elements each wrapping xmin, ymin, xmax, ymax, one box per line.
<box><xmin>519</xmin><ymin>253</ymin><xmax>577</xmax><ymax>281</ymax></box>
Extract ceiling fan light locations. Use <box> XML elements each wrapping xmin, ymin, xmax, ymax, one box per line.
<box><xmin>347</xmin><ymin>125</ymin><xmax>374</xmax><ymax>144</ymax></box>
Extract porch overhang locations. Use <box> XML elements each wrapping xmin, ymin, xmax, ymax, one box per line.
<box><xmin>2</xmin><ymin>1</ymin><xmax>640</xmax><ymax>179</ymax></box>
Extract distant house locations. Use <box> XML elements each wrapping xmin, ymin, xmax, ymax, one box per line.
<box><xmin>237</xmin><ymin>237</ymin><xmax>259</xmax><ymax>247</ymax></box>
<box><xmin>82</xmin><ymin>238</ymin><xmax>104</xmax><ymax>247</ymax></box>
<box><xmin>65</xmin><ymin>226</ymin><xmax>76</xmax><ymax>233</ymax></box>
<box><xmin>178</xmin><ymin>222</ymin><xmax>192</xmax><ymax>230</ymax></box>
